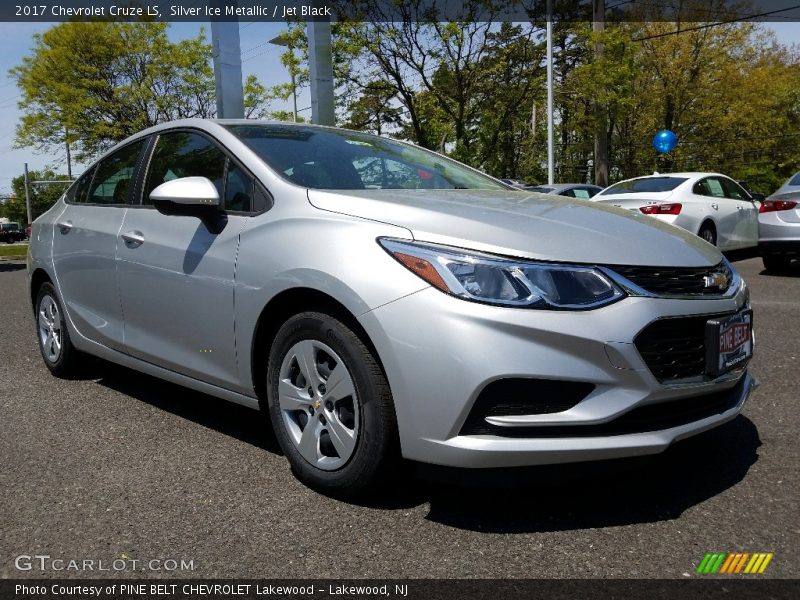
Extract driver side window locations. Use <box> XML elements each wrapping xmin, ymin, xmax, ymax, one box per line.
<box><xmin>144</xmin><ymin>132</ymin><xmax>226</xmax><ymax>205</ymax></box>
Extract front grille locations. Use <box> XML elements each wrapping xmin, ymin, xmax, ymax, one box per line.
<box><xmin>635</xmin><ymin>313</ymin><xmax>739</xmax><ymax>382</ymax></box>
<box><xmin>606</xmin><ymin>261</ymin><xmax>733</xmax><ymax>296</ymax></box>
<box><xmin>458</xmin><ymin>376</ymin><xmax>745</xmax><ymax>438</ymax></box>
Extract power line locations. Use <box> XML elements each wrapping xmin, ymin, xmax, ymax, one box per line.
<box><xmin>632</xmin><ymin>4</ymin><xmax>800</xmax><ymax>41</ymax></box>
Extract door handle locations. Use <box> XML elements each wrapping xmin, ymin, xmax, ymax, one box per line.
<box><xmin>121</xmin><ymin>230</ymin><xmax>145</xmax><ymax>247</ymax></box>
<box><xmin>57</xmin><ymin>221</ymin><xmax>72</xmax><ymax>233</ymax></box>
<box><xmin>711</xmin><ymin>203</ymin><xmax>718</xmax><ymax>210</ymax></box>
<box><xmin>736</xmin><ymin>205</ymin><xmax>743</xmax><ymax>210</ymax></box>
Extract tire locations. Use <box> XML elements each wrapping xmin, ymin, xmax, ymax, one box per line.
<box><xmin>35</xmin><ymin>282</ymin><xmax>82</xmax><ymax>377</ymax></box>
<box><xmin>762</xmin><ymin>254</ymin><xmax>792</xmax><ymax>273</ymax></box>
<box><xmin>699</xmin><ymin>223</ymin><xmax>717</xmax><ymax>246</ymax></box>
<box><xmin>265</xmin><ymin>311</ymin><xmax>398</xmax><ymax>498</ymax></box>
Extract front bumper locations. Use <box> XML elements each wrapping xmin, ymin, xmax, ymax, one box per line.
<box><xmin>359</xmin><ymin>284</ymin><xmax>755</xmax><ymax>468</ymax></box>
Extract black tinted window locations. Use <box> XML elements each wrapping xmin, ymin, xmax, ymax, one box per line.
<box><xmin>252</xmin><ymin>185</ymin><xmax>272</xmax><ymax>213</ymax></box>
<box><xmin>224</xmin><ymin>163</ymin><xmax>253</xmax><ymax>212</ymax></box>
<box><xmin>68</xmin><ymin>166</ymin><xmax>96</xmax><ymax>204</ymax></box>
<box><xmin>144</xmin><ymin>132</ymin><xmax>226</xmax><ymax>204</ymax></box>
<box><xmin>87</xmin><ymin>141</ymin><xmax>145</xmax><ymax>205</ymax></box>
<box><xmin>602</xmin><ymin>177</ymin><xmax>687</xmax><ymax>195</ymax></box>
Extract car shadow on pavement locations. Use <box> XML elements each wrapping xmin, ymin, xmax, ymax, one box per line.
<box><xmin>0</xmin><ymin>262</ymin><xmax>26</xmax><ymax>272</ymax></box>
<box><xmin>75</xmin><ymin>358</ymin><xmax>760</xmax><ymax>532</ymax></box>
<box><xmin>409</xmin><ymin>416</ymin><xmax>761</xmax><ymax>532</ymax></box>
<box><xmin>87</xmin><ymin>359</ymin><xmax>282</xmax><ymax>455</ymax></box>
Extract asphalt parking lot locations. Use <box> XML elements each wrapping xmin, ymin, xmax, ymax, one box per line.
<box><xmin>1</xmin><ymin>257</ymin><xmax>797</xmax><ymax>579</ymax></box>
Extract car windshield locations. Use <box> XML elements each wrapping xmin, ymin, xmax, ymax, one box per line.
<box><xmin>600</xmin><ymin>177</ymin><xmax>687</xmax><ymax>195</ymax></box>
<box><xmin>528</xmin><ymin>186</ymin><xmax>554</xmax><ymax>193</ymax></box>
<box><xmin>789</xmin><ymin>172</ymin><xmax>800</xmax><ymax>186</ymax></box>
<box><xmin>224</xmin><ymin>124</ymin><xmax>506</xmax><ymax>190</ymax></box>
<box><xmin>2</xmin><ymin>223</ymin><xmax>19</xmax><ymax>231</ymax></box>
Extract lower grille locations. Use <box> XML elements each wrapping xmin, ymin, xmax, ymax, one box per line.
<box><xmin>634</xmin><ymin>314</ymin><xmax>732</xmax><ymax>382</ymax></box>
<box><xmin>459</xmin><ymin>376</ymin><xmax>745</xmax><ymax>438</ymax></box>
<box><xmin>607</xmin><ymin>261</ymin><xmax>733</xmax><ymax>296</ymax></box>
<box><xmin>460</xmin><ymin>379</ymin><xmax>595</xmax><ymax>436</ymax></box>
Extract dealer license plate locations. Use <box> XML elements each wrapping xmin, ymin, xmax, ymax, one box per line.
<box><xmin>705</xmin><ymin>310</ymin><xmax>753</xmax><ymax>377</ymax></box>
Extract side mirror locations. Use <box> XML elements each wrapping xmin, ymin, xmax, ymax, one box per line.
<box><xmin>150</xmin><ymin>177</ymin><xmax>226</xmax><ymax>233</ymax></box>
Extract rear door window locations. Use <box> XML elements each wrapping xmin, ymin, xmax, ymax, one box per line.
<box><xmin>86</xmin><ymin>140</ymin><xmax>146</xmax><ymax>205</ymax></box>
<box><xmin>694</xmin><ymin>177</ymin><xmax>726</xmax><ymax>198</ymax></box>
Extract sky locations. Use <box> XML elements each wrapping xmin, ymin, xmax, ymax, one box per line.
<box><xmin>0</xmin><ymin>20</ymin><xmax>797</xmax><ymax>196</ymax></box>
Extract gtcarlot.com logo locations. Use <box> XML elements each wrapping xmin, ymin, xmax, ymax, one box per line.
<box><xmin>697</xmin><ymin>552</ymin><xmax>774</xmax><ymax>575</ymax></box>
<box><xmin>14</xmin><ymin>554</ymin><xmax>196</xmax><ymax>572</ymax></box>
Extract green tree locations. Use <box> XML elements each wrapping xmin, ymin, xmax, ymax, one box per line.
<box><xmin>11</xmin><ymin>22</ymin><xmax>272</xmax><ymax>161</ymax></box>
<box><xmin>1</xmin><ymin>170</ymin><xmax>72</xmax><ymax>224</ymax></box>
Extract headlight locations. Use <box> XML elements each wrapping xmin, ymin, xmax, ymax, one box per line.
<box><xmin>380</xmin><ymin>239</ymin><xmax>624</xmax><ymax>309</ymax></box>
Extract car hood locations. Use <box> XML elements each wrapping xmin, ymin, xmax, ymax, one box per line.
<box><xmin>307</xmin><ymin>188</ymin><xmax>721</xmax><ymax>267</ymax></box>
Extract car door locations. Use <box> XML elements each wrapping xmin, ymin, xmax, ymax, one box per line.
<box><xmin>116</xmin><ymin>129</ymin><xmax>254</xmax><ymax>391</ymax></box>
<box><xmin>51</xmin><ymin>139</ymin><xmax>147</xmax><ymax>352</ymax></box>
<box><xmin>692</xmin><ymin>176</ymin><xmax>739</xmax><ymax>249</ymax></box>
<box><xmin>721</xmin><ymin>177</ymin><xmax>759</xmax><ymax>248</ymax></box>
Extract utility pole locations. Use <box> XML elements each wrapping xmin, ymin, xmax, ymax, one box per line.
<box><xmin>65</xmin><ymin>128</ymin><xmax>72</xmax><ymax>179</ymax></box>
<box><xmin>210</xmin><ymin>1</ymin><xmax>244</xmax><ymax>119</ymax></box>
<box><xmin>546</xmin><ymin>0</ymin><xmax>554</xmax><ymax>185</ymax></box>
<box><xmin>23</xmin><ymin>163</ymin><xmax>32</xmax><ymax>226</ymax></box>
<box><xmin>593</xmin><ymin>0</ymin><xmax>609</xmax><ymax>187</ymax></box>
<box><xmin>308</xmin><ymin>16</ymin><xmax>335</xmax><ymax>126</ymax></box>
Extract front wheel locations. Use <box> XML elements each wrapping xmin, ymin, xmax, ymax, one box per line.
<box><xmin>266</xmin><ymin>311</ymin><xmax>398</xmax><ymax>498</ymax></box>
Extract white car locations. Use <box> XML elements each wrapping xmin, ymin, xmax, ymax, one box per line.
<box><xmin>594</xmin><ymin>173</ymin><xmax>759</xmax><ymax>250</ymax></box>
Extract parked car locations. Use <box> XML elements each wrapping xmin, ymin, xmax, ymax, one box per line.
<box><xmin>28</xmin><ymin>120</ymin><xmax>756</xmax><ymax>497</ymax></box>
<box><xmin>0</xmin><ymin>222</ymin><xmax>26</xmax><ymax>243</ymax></box>
<box><xmin>525</xmin><ymin>183</ymin><xmax>603</xmax><ymax>199</ymax></box>
<box><xmin>593</xmin><ymin>173</ymin><xmax>759</xmax><ymax>250</ymax></box>
<box><xmin>758</xmin><ymin>182</ymin><xmax>800</xmax><ymax>272</ymax></box>
<box><xmin>772</xmin><ymin>170</ymin><xmax>800</xmax><ymax>196</ymax></box>
<box><xmin>499</xmin><ymin>178</ymin><xmax>529</xmax><ymax>189</ymax></box>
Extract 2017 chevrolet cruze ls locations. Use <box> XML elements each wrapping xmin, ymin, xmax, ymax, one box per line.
<box><xmin>28</xmin><ymin>120</ymin><xmax>756</xmax><ymax>496</ymax></box>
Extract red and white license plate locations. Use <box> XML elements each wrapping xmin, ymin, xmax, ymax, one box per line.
<box><xmin>706</xmin><ymin>310</ymin><xmax>753</xmax><ymax>377</ymax></box>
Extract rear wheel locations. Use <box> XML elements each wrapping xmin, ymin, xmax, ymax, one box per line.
<box><xmin>762</xmin><ymin>254</ymin><xmax>792</xmax><ymax>273</ymax></box>
<box><xmin>35</xmin><ymin>283</ymin><xmax>82</xmax><ymax>377</ymax></box>
<box><xmin>699</xmin><ymin>223</ymin><xmax>717</xmax><ymax>246</ymax></box>
<box><xmin>266</xmin><ymin>311</ymin><xmax>398</xmax><ymax>498</ymax></box>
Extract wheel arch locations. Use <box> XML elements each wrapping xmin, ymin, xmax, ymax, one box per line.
<box><xmin>698</xmin><ymin>218</ymin><xmax>717</xmax><ymax>236</ymax></box>
<box><xmin>250</xmin><ymin>287</ymin><xmax>389</xmax><ymax>403</ymax></box>
<box><xmin>29</xmin><ymin>268</ymin><xmax>54</xmax><ymax>314</ymax></box>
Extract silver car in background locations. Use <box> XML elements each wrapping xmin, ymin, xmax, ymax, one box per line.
<box><xmin>758</xmin><ymin>171</ymin><xmax>800</xmax><ymax>272</ymax></box>
<box><xmin>593</xmin><ymin>173</ymin><xmax>759</xmax><ymax>250</ymax></box>
<box><xmin>28</xmin><ymin>120</ymin><xmax>756</xmax><ymax>497</ymax></box>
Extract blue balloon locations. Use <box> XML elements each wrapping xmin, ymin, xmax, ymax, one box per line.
<box><xmin>653</xmin><ymin>129</ymin><xmax>678</xmax><ymax>154</ymax></box>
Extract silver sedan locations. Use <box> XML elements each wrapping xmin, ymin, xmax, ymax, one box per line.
<box><xmin>758</xmin><ymin>171</ymin><xmax>800</xmax><ymax>272</ymax></box>
<box><xmin>28</xmin><ymin>120</ymin><xmax>756</xmax><ymax>497</ymax></box>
